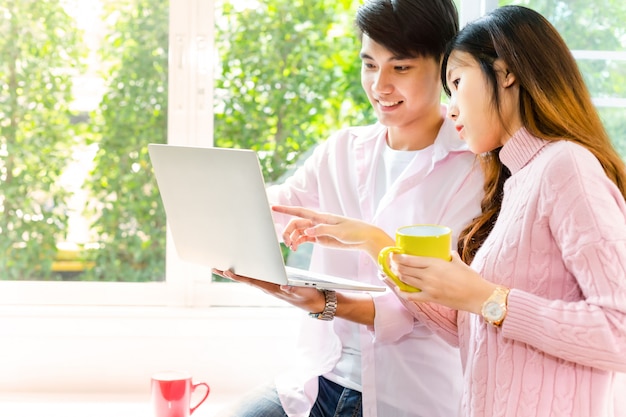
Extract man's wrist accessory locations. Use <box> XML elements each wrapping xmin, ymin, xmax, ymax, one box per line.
<box><xmin>308</xmin><ymin>289</ymin><xmax>337</xmax><ymax>321</ymax></box>
<box><xmin>481</xmin><ymin>286</ymin><xmax>510</xmax><ymax>327</ymax></box>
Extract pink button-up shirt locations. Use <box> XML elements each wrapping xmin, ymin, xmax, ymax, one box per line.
<box><xmin>267</xmin><ymin>112</ymin><xmax>484</xmax><ymax>417</ymax></box>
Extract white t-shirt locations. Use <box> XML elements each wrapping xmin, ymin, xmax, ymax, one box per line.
<box><xmin>325</xmin><ymin>144</ymin><xmax>421</xmax><ymax>391</ymax></box>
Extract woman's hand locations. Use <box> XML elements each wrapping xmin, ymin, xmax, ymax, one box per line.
<box><xmin>212</xmin><ymin>268</ymin><xmax>326</xmax><ymax>313</ymax></box>
<box><xmin>389</xmin><ymin>252</ymin><xmax>496</xmax><ymax>314</ymax></box>
<box><xmin>271</xmin><ymin>205</ymin><xmax>394</xmax><ymax>259</ymax></box>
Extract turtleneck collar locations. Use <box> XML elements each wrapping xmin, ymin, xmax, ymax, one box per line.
<box><xmin>499</xmin><ymin>127</ymin><xmax>550</xmax><ymax>174</ymax></box>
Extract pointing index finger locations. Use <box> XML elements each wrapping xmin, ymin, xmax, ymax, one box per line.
<box><xmin>271</xmin><ymin>205</ymin><xmax>329</xmax><ymax>223</ymax></box>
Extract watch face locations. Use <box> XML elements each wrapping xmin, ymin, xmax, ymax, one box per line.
<box><xmin>484</xmin><ymin>301</ymin><xmax>504</xmax><ymax>322</ymax></box>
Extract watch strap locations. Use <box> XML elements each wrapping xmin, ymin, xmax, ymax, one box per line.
<box><xmin>308</xmin><ymin>289</ymin><xmax>337</xmax><ymax>321</ymax></box>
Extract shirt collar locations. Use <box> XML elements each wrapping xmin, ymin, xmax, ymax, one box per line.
<box><xmin>354</xmin><ymin>106</ymin><xmax>469</xmax><ymax>165</ymax></box>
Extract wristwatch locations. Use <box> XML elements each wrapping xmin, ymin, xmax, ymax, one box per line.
<box><xmin>308</xmin><ymin>289</ymin><xmax>337</xmax><ymax>321</ymax></box>
<box><xmin>481</xmin><ymin>286</ymin><xmax>510</xmax><ymax>327</ymax></box>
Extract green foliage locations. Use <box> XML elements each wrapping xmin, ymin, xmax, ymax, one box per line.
<box><xmin>504</xmin><ymin>0</ymin><xmax>626</xmax><ymax>151</ymax></box>
<box><xmin>600</xmin><ymin>108</ymin><xmax>626</xmax><ymax>157</ymax></box>
<box><xmin>83</xmin><ymin>0</ymin><xmax>168</xmax><ymax>281</ymax></box>
<box><xmin>0</xmin><ymin>0</ymin><xmax>86</xmax><ymax>279</ymax></box>
<box><xmin>214</xmin><ymin>0</ymin><xmax>374</xmax><ymax>182</ymax></box>
<box><xmin>80</xmin><ymin>0</ymin><xmax>373</xmax><ymax>281</ymax></box>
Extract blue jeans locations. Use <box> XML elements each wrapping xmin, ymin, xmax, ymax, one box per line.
<box><xmin>214</xmin><ymin>376</ymin><xmax>362</xmax><ymax>417</ymax></box>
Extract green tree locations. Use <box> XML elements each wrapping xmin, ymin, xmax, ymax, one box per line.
<box><xmin>214</xmin><ymin>0</ymin><xmax>374</xmax><ymax>182</ymax></box>
<box><xmin>0</xmin><ymin>0</ymin><xmax>86</xmax><ymax>280</ymax></box>
<box><xmin>84</xmin><ymin>0</ymin><xmax>168</xmax><ymax>281</ymax></box>
<box><xmin>506</xmin><ymin>0</ymin><xmax>626</xmax><ymax>153</ymax></box>
<box><xmin>83</xmin><ymin>0</ymin><xmax>372</xmax><ymax>281</ymax></box>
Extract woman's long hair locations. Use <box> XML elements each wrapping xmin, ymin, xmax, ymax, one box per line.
<box><xmin>440</xmin><ymin>5</ymin><xmax>626</xmax><ymax>264</ymax></box>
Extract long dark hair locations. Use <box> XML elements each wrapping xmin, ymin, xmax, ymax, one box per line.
<box><xmin>441</xmin><ymin>5</ymin><xmax>626</xmax><ymax>264</ymax></box>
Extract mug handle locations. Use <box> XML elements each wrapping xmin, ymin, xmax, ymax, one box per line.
<box><xmin>378</xmin><ymin>246</ymin><xmax>421</xmax><ymax>293</ymax></box>
<box><xmin>189</xmin><ymin>382</ymin><xmax>210</xmax><ymax>415</ymax></box>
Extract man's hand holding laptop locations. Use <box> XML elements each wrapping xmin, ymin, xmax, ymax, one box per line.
<box><xmin>212</xmin><ymin>267</ymin><xmax>326</xmax><ymax>314</ymax></box>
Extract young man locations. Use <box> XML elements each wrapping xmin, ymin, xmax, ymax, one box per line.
<box><xmin>214</xmin><ymin>1</ymin><xmax>483</xmax><ymax>416</ymax></box>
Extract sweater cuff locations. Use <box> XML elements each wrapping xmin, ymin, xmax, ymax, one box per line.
<box><xmin>501</xmin><ymin>289</ymin><xmax>548</xmax><ymax>344</ymax></box>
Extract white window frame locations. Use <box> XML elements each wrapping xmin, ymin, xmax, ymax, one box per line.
<box><xmin>459</xmin><ymin>0</ymin><xmax>498</xmax><ymax>26</ymax></box>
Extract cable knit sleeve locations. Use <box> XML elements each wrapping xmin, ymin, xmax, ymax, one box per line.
<box><xmin>501</xmin><ymin>143</ymin><xmax>626</xmax><ymax>372</ymax></box>
<box><xmin>402</xmin><ymin>300</ymin><xmax>460</xmax><ymax>347</ymax></box>
<box><xmin>374</xmin><ymin>272</ymin><xmax>460</xmax><ymax>346</ymax></box>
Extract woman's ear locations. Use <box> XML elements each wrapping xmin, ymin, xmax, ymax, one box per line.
<box><xmin>502</xmin><ymin>70</ymin><xmax>516</xmax><ymax>88</ymax></box>
<box><xmin>494</xmin><ymin>58</ymin><xmax>516</xmax><ymax>88</ymax></box>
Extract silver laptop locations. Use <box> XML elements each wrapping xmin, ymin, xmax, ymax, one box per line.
<box><xmin>148</xmin><ymin>143</ymin><xmax>385</xmax><ymax>292</ymax></box>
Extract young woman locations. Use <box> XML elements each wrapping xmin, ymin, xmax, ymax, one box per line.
<box><xmin>273</xmin><ymin>5</ymin><xmax>626</xmax><ymax>417</ymax></box>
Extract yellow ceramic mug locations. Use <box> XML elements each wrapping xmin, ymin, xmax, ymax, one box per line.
<box><xmin>378</xmin><ymin>224</ymin><xmax>452</xmax><ymax>292</ymax></box>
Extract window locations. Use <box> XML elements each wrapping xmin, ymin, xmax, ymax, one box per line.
<box><xmin>0</xmin><ymin>0</ymin><xmax>370</xmax><ymax>308</ymax></box>
<box><xmin>1</xmin><ymin>0</ymin><xmax>624</xmax><ymax>309</ymax></box>
<box><xmin>0</xmin><ymin>0</ymin><xmax>269</xmax><ymax>307</ymax></box>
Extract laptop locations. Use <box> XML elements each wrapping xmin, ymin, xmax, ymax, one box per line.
<box><xmin>148</xmin><ymin>143</ymin><xmax>386</xmax><ymax>292</ymax></box>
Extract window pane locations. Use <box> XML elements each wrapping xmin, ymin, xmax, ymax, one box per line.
<box><xmin>0</xmin><ymin>0</ymin><xmax>168</xmax><ymax>282</ymax></box>
<box><xmin>82</xmin><ymin>0</ymin><xmax>168</xmax><ymax>282</ymax></box>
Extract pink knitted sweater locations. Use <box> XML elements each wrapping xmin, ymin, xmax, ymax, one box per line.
<box><xmin>402</xmin><ymin>128</ymin><xmax>626</xmax><ymax>417</ymax></box>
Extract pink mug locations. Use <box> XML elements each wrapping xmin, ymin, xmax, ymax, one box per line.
<box><xmin>151</xmin><ymin>371</ymin><xmax>210</xmax><ymax>417</ymax></box>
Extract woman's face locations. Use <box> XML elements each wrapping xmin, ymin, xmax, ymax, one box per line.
<box><xmin>360</xmin><ymin>35</ymin><xmax>442</xmax><ymax>131</ymax></box>
<box><xmin>444</xmin><ymin>51</ymin><xmax>517</xmax><ymax>154</ymax></box>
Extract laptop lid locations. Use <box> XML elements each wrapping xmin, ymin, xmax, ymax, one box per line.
<box><xmin>148</xmin><ymin>144</ymin><xmax>385</xmax><ymax>292</ymax></box>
